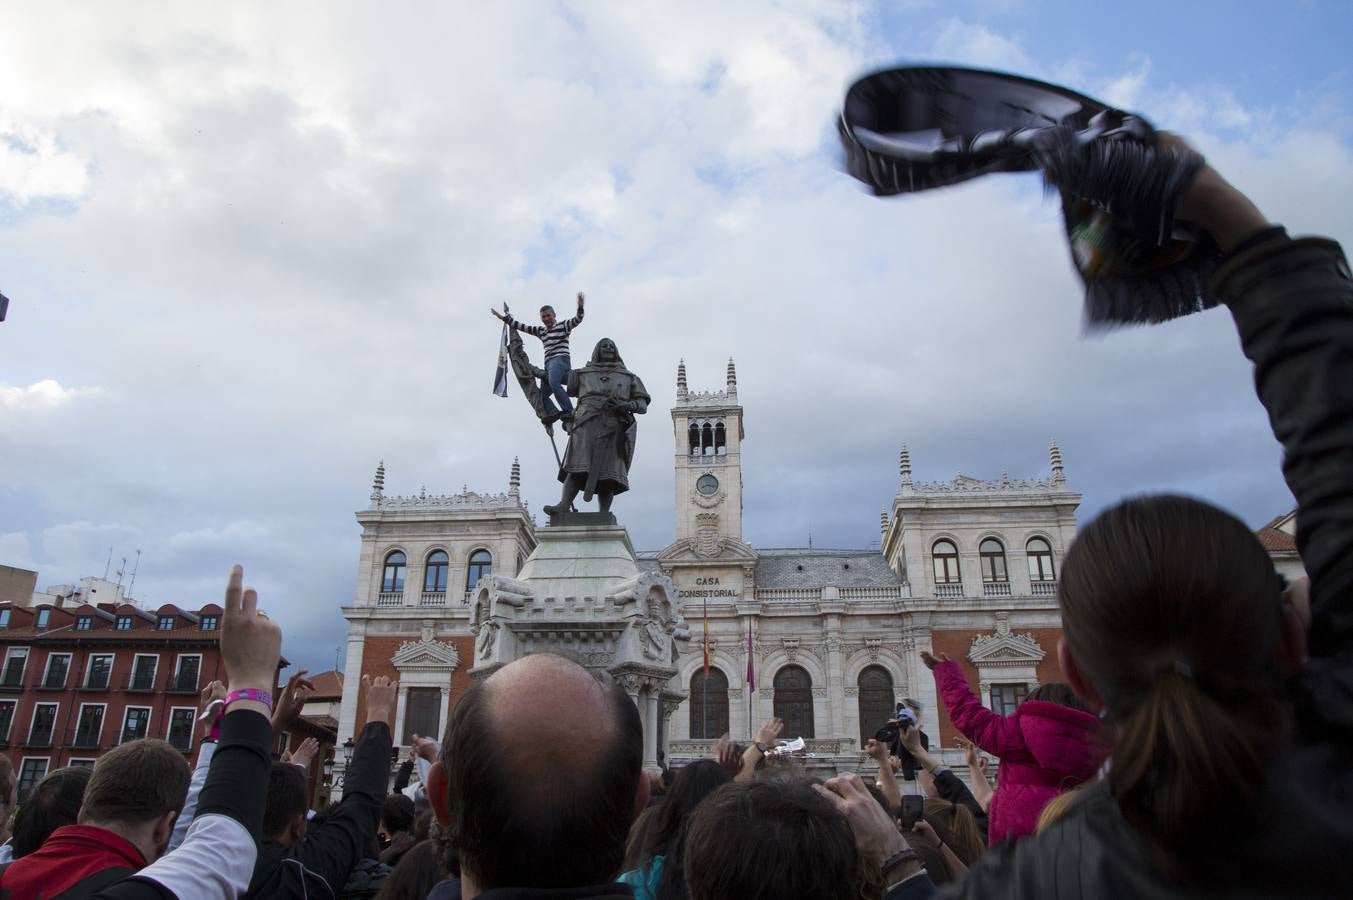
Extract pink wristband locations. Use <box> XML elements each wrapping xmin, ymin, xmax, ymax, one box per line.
<box><xmin>207</xmin><ymin>717</ymin><xmax>223</xmax><ymax>741</ymax></box>
<box><xmin>225</xmin><ymin>688</ymin><xmax>274</xmax><ymax>713</ymax></box>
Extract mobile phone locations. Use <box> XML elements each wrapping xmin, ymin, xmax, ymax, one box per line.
<box><xmin>901</xmin><ymin>794</ymin><xmax>924</xmax><ymax>822</ymax></box>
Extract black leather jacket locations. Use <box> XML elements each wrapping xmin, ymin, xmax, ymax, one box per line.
<box><xmin>941</xmin><ymin>233</ymin><xmax>1353</xmax><ymax>900</ymax></box>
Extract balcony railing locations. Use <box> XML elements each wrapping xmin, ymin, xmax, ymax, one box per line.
<box><xmin>464</xmin><ymin>590</ymin><xmax>475</xmax><ymax>603</ymax></box>
<box><xmin>168</xmin><ymin>674</ymin><xmax>199</xmax><ymax>693</ymax></box>
<box><xmin>168</xmin><ymin>732</ymin><xmax>192</xmax><ymax>752</ymax></box>
<box><xmin>933</xmin><ymin>583</ymin><xmax>964</xmax><ymax>599</ymax></box>
<box><xmin>73</xmin><ymin>731</ymin><xmax>101</xmax><ymax>749</ymax></box>
<box><xmin>0</xmin><ymin>672</ymin><xmax>25</xmax><ymax>691</ymax></box>
<box><xmin>26</xmin><ymin>730</ymin><xmax>54</xmax><ymax>748</ymax></box>
<box><xmin>41</xmin><ymin>674</ymin><xmax>68</xmax><ymax>690</ymax></box>
<box><xmin>126</xmin><ymin>673</ymin><xmax>158</xmax><ymax>692</ymax></box>
<box><xmin>419</xmin><ymin>591</ymin><xmax>447</xmax><ymax>606</ymax></box>
<box><xmin>376</xmin><ymin>592</ymin><xmax>404</xmax><ymax>607</ymax></box>
<box><xmin>1030</xmin><ymin>580</ymin><xmax>1058</xmax><ymax>597</ymax></box>
<box><xmin>83</xmin><ymin>674</ymin><xmax>111</xmax><ymax>690</ymax></box>
<box><xmin>982</xmin><ymin>582</ymin><xmax>1012</xmax><ymax>598</ymax></box>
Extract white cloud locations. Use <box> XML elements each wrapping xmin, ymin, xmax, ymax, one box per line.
<box><xmin>0</xmin><ymin>130</ymin><xmax>89</xmax><ymax>206</ymax></box>
<box><xmin>0</xmin><ymin>380</ymin><xmax>102</xmax><ymax>411</ymax></box>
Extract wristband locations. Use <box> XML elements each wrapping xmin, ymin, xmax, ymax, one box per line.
<box><xmin>880</xmin><ymin>848</ymin><xmax>919</xmax><ymax>878</ymax></box>
<box><xmin>225</xmin><ymin>688</ymin><xmax>274</xmax><ymax>713</ymax></box>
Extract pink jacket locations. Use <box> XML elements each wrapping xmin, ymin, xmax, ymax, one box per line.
<box><xmin>934</xmin><ymin>660</ymin><xmax>1103</xmax><ymax>844</ymax></box>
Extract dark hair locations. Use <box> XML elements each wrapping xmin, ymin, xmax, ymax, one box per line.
<box><xmin>1059</xmin><ymin>495</ymin><xmax>1285</xmax><ymax>865</ymax></box>
<box><xmin>684</xmin><ymin>779</ymin><xmax>859</xmax><ymax>900</ymax></box>
<box><xmin>413</xmin><ymin>809</ymin><xmax>433</xmax><ymax>842</ymax></box>
<box><xmin>626</xmin><ymin>760</ymin><xmax>730</xmax><ymax>900</ymax></box>
<box><xmin>381</xmin><ymin>794</ymin><xmax>416</xmax><ymax>835</ymax></box>
<box><xmin>443</xmin><ymin>654</ymin><xmax>644</xmax><ymax>889</ymax></box>
<box><xmin>263</xmin><ymin>762</ymin><xmax>310</xmax><ymax>839</ymax></box>
<box><xmin>1024</xmin><ymin>682</ymin><xmax>1091</xmax><ymax>713</ymax></box>
<box><xmin>373</xmin><ymin>840</ymin><xmax>444</xmax><ymax>900</ymax></box>
<box><xmin>80</xmin><ymin>739</ymin><xmax>190</xmax><ymax>826</ymax></box>
<box><xmin>540</xmin><ymin>305</ymin><xmax>555</xmax><ymax>315</ymax></box>
<box><xmin>13</xmin><ymin>766</ymin><xmax>91</xmax><ymax>858</ymax></box>
<box><xmin>922</xmin><ymin>798</ymin><xmax>986</xmax><ymax>867</ymax></box>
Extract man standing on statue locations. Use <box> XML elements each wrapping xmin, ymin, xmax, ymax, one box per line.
<box><xmin>491</xmin><ymin>292</ymin><xmax>585</xmax><ymax>428</ymax></box>
<box><xmin>543</xmin><ymin>338</ymin><xmax>648</xmax><ymax>518</ymax></box>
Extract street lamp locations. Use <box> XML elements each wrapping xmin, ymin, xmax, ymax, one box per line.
<box><xmin>329</xmin><ymin>738</ymin><xmax>357</xmax><ymax>789</ymax></box>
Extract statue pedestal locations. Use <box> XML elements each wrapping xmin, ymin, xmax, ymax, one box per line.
<box><xmin>469</xmin><ymin>522</ymin><xmax>690</xmax><ymax>770</ymax></box>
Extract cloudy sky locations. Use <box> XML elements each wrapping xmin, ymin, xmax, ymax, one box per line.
<box><xmin>2</xmin><ymin>0</ymin><xmax>1350</xmax><ymax>673</ymax></box>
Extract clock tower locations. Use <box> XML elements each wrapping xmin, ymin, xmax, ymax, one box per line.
<box><xmin>671</xmin><ymin>358</ymin><xmax>745</xmax><ymax>550</ymax></box>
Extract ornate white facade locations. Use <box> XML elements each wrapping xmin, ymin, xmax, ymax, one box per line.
<box><xmin>337</xmin><ymin>362</ymin><xmax>1081</xmax><ymax>775</ymax></box>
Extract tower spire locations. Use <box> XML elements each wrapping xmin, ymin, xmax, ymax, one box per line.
<box><xmin>677</xmin><ymin>358</ymin><xmax>688</xmax><ymax>400</ymax></box>
<box><xmin>509</xmin><ymin>456</ymin><xmax>521</xmax><ymax>496</ymax></box>
<box><xmin>1050</xmin><ymin>439</ymin><xmax>1065</xmax><ymax>484</ymax></box>
<box><xmin>899</xmin><ymin>444</ymin><xmax>912</xmax><ymax>486</ymax></box>
<box><xmin>726</xmin><ymin>357</ymin><xmax>737</xmax><ymax>394</ymax></box>
<box><xmin>880</xmin><ymin>510</ymin><xmax>888</xmax><ymax>536</ymax></box>
<box><xmin>370</xmin><ymin>461</ymin><xmax>386</xmax><ymax>506</ymax></box>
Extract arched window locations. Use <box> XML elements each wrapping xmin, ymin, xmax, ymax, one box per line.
<box><xmin>466</xmin><ymin>550</ymin><xmax>492</xmax><ymax>593</ymax></box>
<box><xmin>773</xmin><ymin>665</ymin><xmax>815</xmax><ymax>739</ymax></box>
<box><xmin>424</xmin><ymin>551</ymin><xmax>449</xmax><ymax>593</ymax></box>
<box><xmin>857</xmin><ymin>666</ymin><xmax>895</xmax><ymax>748</ymax></box>
<box><xmin>932</xmin><ymin>540</ymin><xmax>960</xmax><ymax>584</ymax></box>
<box><xmin>381</xmin><ymin>551</ymin><xmax>406</xmax><ymax>593</ymax></box>
<box><xmin>689</xmin><ymin>423</ymin><xmax>701</xmax><ymax>456</ymax></box>
<box><xmin>980</xmin><ymin>538</ymin><xmax>1008</xmax><ymax>583</ymax></box>
<box><xmin>701</xmin><ymin>422</ymin><xmax>714</xmax><ymax>455</ymax></box>
<box><xmin>714</xmin><ymin>421</ymin><xmax>726</xmax><ymax>454</ymax></box>
<box><xmin>1027</xmin><ymin>538</ymin><xmax>1055</xmax><ymax>582</ymax></box>
<box><xmin>689</xmin><ymin>668</ymin><xmax>730</xmax><ymax>739</ymax></box>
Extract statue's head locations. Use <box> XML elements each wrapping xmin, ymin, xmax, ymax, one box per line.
<box><xmin>591</xmin><ymin>338</ymin><xmax>622</xmax><ymax>366</ymax></box>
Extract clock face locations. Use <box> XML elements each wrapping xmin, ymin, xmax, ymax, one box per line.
<box><xmin>696</xmin><ymin>474</ymin><xmax>720</xmax><ymax>496</ymax></box>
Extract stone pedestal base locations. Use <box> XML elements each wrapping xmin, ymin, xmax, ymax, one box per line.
<box><xmin>468</xmin><ymin>520</ymin><xmax>690</xmax><ymax>770</ymax></box>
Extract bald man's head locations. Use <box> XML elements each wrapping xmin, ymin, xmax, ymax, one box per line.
<box><xmin>443</xmin><ymin>654</ymin><xmax>644</xmax><ymax>890</ymax></box>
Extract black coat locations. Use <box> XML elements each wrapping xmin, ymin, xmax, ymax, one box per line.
<box><xmin>243</xmin><ymin>721</ymin><xmax>393</xmax><ymax>900</ymax></box>
<box><xmin>939</xmin><ymin>234</ymin><xmax>1353</xmax><ymax>900</ymax></box>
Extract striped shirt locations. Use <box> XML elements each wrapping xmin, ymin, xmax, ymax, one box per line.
<box><xmin>508</xmin><ymin>303</ymin><xmax>584</xmax><ymax>360</ymax></box>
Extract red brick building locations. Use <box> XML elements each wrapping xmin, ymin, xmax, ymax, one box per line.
<box><xmin>0</xmin><ymin>588</ymin><xmax>224</xmax><ymax>800</ymax></box>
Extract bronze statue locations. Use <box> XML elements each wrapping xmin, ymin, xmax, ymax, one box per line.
<box><xmin>542</xmin><ymin>338</ymin><xmax>649</xmax><ymax>517</ymax></box>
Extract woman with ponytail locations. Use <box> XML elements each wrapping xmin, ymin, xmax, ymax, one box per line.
<box><xmin>939</xmin><ymin>144</ymin><xmax>1353</xmax><ymax>898</ymax></box>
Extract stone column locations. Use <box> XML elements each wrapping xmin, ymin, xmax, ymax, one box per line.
<box><xmin>643</xmin><ymin>687</ymin><xmax>660</xmax><ymax>771</ymax></box>
<box><xmin>823</xmin><ymin>605</ymin><xmax>846</xmax><ymax>740</ymax></box>
<box><xmin>392</xmin><ymin>683</ymin><xmax>410</xmax><ymax>746</ymax></box>
<box><xmin>337</xmin><ymin>621</ymin><xmax>367</xmax><ymax>741</ymax></box>
<box><xmin>438</xmin><ymin>686</ymin><xmax>452</xmax><ymax>743</ymax></box>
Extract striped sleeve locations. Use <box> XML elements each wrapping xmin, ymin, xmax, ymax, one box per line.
<box><xmin>564</xmin><ymin>304</ymin><xmax>584</xmax><ymax>332</ymax></box>
<box><xmin>508</xmin><ymin>317</ymin><xmax>545</xmax><ymax>337</ymax></box>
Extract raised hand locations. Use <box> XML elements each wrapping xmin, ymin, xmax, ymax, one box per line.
<box><xmin>272</xmin><ymin>668</ymin><xmax>316</xmax><ymax>736</ymax></box>
<box><xmin>714</xmin><ymin>733</ymin><xmax>742</xmax><ymax>775</ymax></box>
<box><xmin>490</xmin><ymin>308</ymin><xmax>506</xmax><ymax>320</ymax></box>
<box><xmin>755</xmin><ymin>717</ymin><xmax>784</xmax><ymax>746</ymax></box>
<box><xmin>288</xmin><ymin>737</ymin><xmax>320</xmax><ymax>770</ymax></box>
<box><xmin>411</xmin><ymin>734</ymin><xmax>438</xmax><ymax>762</ymax></box>
<box><xmin>920</xmin><ymin>650</ymin><xmax>949</xmax><ymax>670</ymax></box>
<box><xmin>865</xmin><ymin>737</ymin><xmax>890</xmax><ymax>764</ymax></box>
<box><xmin>814</xmin><ymin>774</ymin><xmax>908</xmax><ymax>864</ymax></box>
<box><xmin>220</xmin><ymin>565</ymin><xmax>282</xmax><ymax>720</ymax></box>
<box><xmin>364</xmin><ymin>675</ymin><xmax>398</xmax><ymax>725</ymax></box>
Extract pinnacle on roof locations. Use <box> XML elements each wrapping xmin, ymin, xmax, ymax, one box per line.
<box><xmin>677</xmin><ymin>358</ymin><xmax>688</xmax><ymax>400</ymax></box>
<box><xmin>1050</xmin><ymin>439</ymin><xmax>1065</xmax><ymax>483</ymax></box>
<box><xmin>726</xmin><ymin>357</ymin><xmax>737</xmax><ymax>391</ymax></box>
<box><xmin>879</xmin><ymin>510</ymin><xmax>888</xmax><ymax>535</ymax></box>
<box><xmin>372</xmin><ymin>461</ymin><xmax>386</xmax><ymax>497</ymax></box>
<box><xmin>899</xmin><ymin>444</ymin><xmax>912</xmax><ymax>485</ymax></box>
<box><xmin>510</xmin><ymin>456</ymin><xmax>521</xmax><ymax>495</ymax></box>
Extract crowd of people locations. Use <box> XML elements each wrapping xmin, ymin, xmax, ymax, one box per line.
<box><xmin>0</xmin><ymin>144</ymin><xmax>1348</xmax><ymax>900</ymax></box>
